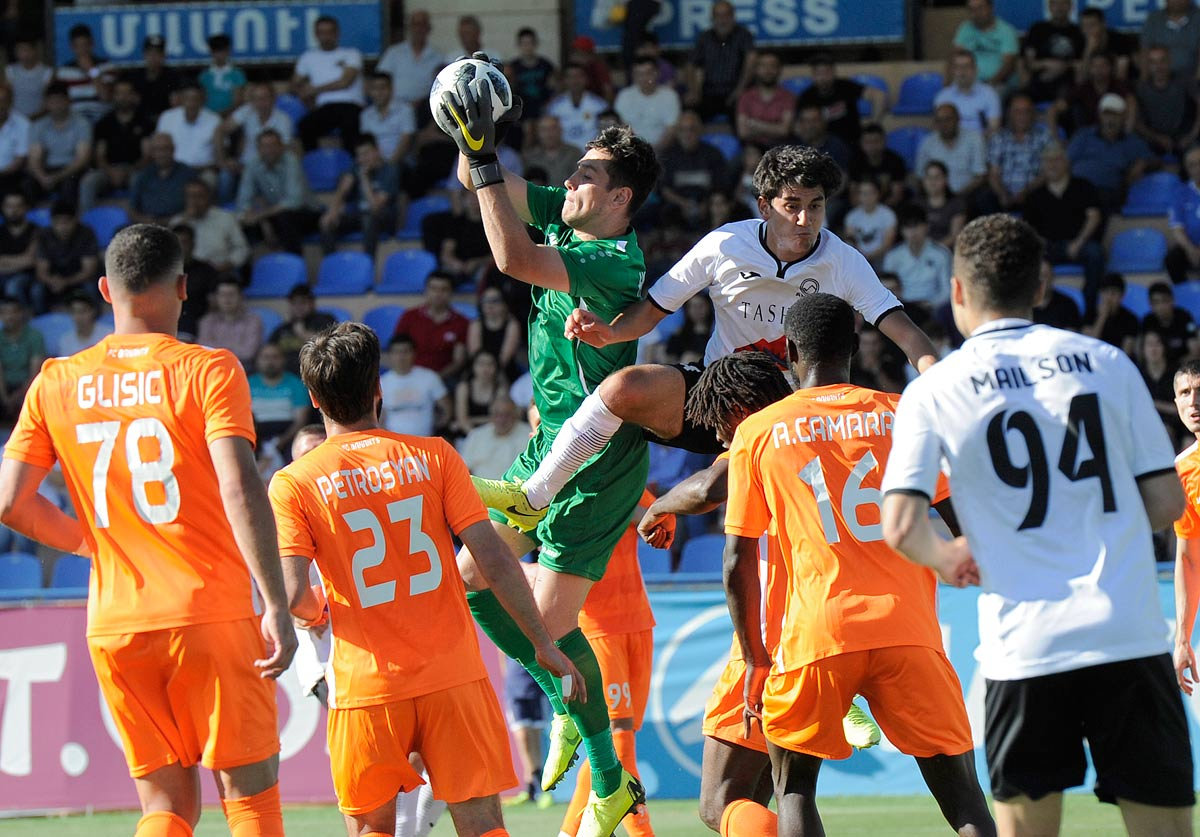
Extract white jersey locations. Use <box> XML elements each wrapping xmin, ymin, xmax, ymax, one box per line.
<box><xmin>881</xmin><ymin>319</ymin><xmax>1176</xmax><ymax>681</ymax></box>
<box><xmin>648</xmin><ymin>220</ymin><xmax>901</xmax><ymax>367</ymax></box>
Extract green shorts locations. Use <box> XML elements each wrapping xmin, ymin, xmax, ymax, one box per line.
<box><xmin>489</xmin><ymin>423</ymin><xmax>648</xmax><ymax>581</ymax></box>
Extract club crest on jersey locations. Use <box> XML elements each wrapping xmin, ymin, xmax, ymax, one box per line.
<box><xmin>738</xmin><ymin>270</ymin><xmax>761</xmax><ymax>280</ymax></box>
<box><xmin>797</xmin><ymin>278</ymin><xmax>820</xmax><ymax>295</ymax></box>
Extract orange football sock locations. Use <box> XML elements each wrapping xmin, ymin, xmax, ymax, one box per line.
<box><xmin>135</xmin><ymin>811</ymin><xmax>193</xmax><ymax>837</ymax></box>
<box><xmin>559</xmin><ymin>759</ymin><xmax>592</xmax><ymax>836</ymax></box>
<box><xmin>720</xmin><ymin>799</ymin><xmax>777</xmax><ymax>837</ymax></box>
<box><xmin>479</xmin><ymin>830</ymin><xmax>509</xmax><ymax>837</ymax></box>
<box><xmin>221</xmin><ymin>783</ymin><xmax>284</xmax><ymax>837</ymax></box>
<box><xmin>613</xmin><ymin>727</ymin><xmax>653</xmax><ymax>836</ymax></box>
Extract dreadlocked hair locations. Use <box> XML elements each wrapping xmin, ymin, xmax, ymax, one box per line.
<box><xmin>684</xmin><ymin>351</ymin><xmax>792</xmax><ymax>440</ymax></box>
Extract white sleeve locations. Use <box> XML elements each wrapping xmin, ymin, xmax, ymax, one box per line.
<box><xmin>834</xmin><ymin>244</ymin><xmax>902</xmax><ymax>325</ymax></box>
<box><xmin>882</xmin><ymin>378</ymin><xmax>944</xmax><ymax>500</ymax></box>
<box><xmin>985</xmin><ymin>88</ymin><xmax>1001</xmax><ymax>122</ymax></box>
<box><xmin>647</xmin><ymin>230</ymin><xmax>719</xmax><ymax>313</ymax></box>
<box><xmin>345</xmin><ymin>49</ymin><xmax>363</xmax><ymax>70</ymax></box>
<box><xmin>1119</xmin><ymin>352</ymin><xmax>1177</xmax><ymax>478</ymax></box>
<box><xmin>295</xmin><ymin>53</ymin><xmax>311</xmax><ymax>80</ymax></box>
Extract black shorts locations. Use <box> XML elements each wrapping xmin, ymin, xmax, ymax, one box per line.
<box><xmin>642</xmin><ymin>362</ymin><xmax>725</xmax><ymax>455</ymax></box>
<box><xmin>503</xmin><ymin>663</ymin><xmax>546</xmax><ymax>726</ymax></box>
<box><xmin>985</xmin><ymin>654</ymin><xmax>1194</xmax><ymax>807</ymax></box>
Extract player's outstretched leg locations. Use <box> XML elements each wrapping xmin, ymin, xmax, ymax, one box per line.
<box><xmin>767</xmin><ymin>742</ymin><xmax>824</xmax><ymax>836</ymax></box>
<box><xmin>915</xmin><ymin>752</ymin><xmax>996</xmax><ymax>837</ymax></box>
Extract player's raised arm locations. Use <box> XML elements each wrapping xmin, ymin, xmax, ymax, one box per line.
<box><xmin>565</xmin><ymin>298</ymin><xmax>668</xmax><ymax>347</ymax></box>
<box><xmin>455</xmin><ymin>150</ymin><xmax>531</xmax><ymax>223</ymax></box>
<box><xmin>876</xmin><ymin>309</ymin><xmax>939</xmax><ymax>373</ymax></box>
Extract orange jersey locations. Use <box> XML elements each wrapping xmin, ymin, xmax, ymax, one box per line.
<box><xmin>725</xmin><ymin>384</ymin><xmax>947</xmax><ymax>673</ymax></box>
<box><xmin>1176</xmin><ymin>441</ymin><xmax>1200</xmax><ymax>539</ymax></box>
<box><xmin>5</xmin><ymin>334</ymin><xmax>257</xmax><ymax>636</ymax></box>
<box><xmin>268</xmin><ymin>430</ymin><xmax>490</xmax><ymax>709</ymax></box>
<box><xmin>578</xmin><ymin>488</ymin><xmax>656</xmax><ymax>638</ymax></box>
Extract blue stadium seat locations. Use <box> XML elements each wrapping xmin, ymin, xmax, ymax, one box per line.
<box><xmin>637</xmin><ymin>540</ymin><xmax>672</xmax><ymax>577</ymax></box>
<box><xmin>302</xmin><ymin>148</ymin><xmax>353</xmax><ymax>192</ymax></box>
<box><xmin>852</xmin><ymin>73</ymin><xmax>889</xmax><ymax>117</ymax></box>
<box><xmin>1121</xmin><ymin>171</ymin><xmax>1180</xmax><ymax>218</ymax></box>
<box><xmin>320</xmin><ymin>306</ymin><xmax>353</xmax><ymax>322</ymax></box>
<box><xmin>677</xmin><ymin>534</ymin><xmax>725</xmax><ymax>575</ymax></box>
<box><xmin>378</xmin><ymin>250</ymin><xmax>437</xmax><ymax>293</ymax></box>
<box><xmin>702</xmin><ymin>132</ymin><xmax>742</xmax><ymax>163</ymax></box>
<box><xmin>250</xmin><ymin>305</ymin><xmax>284</xmax><ymax>337</ymax></box>
<box><xmin>1108</xmin><ymin>228</ymin><xmax>1168</xmax><ymax>274</ymax></box>
<box><xmin>26</xmin><ymin>207</ymin><xmax>50</xmax><ymax>227</ymax></box>
<box><xmin>885</xmin><ymin>127</ymin><xmax>930</xmax><ymax>171</ymax></box>
<box><xmin>50</xmin><ymin>554</ymin><xmax>90</xmax><ymax>589</ymax></box>
<box><xmin>892</xmin><ymin>72</ymin><xmax>943</xmax><ymax>116</ymax></box>
<box><xmin>246</xmin><ymin>253</ymin><xmax>308</xmax><ymax>299</ymax></box>
<box><xmin>0</xmin><ymin>552</ymin><xmax>41</xmax><ymax>590</ymax></box>
<box><xmin>1123</xmin><ymin>283</ymin><xmax>1151</xmax><ymax>319</ymax></box>
<box><xmin>363</xmin><ymin>304</ymin><xmax>406</xmax><ymax>339</ymax></box>
<box><xmin>452</xmin><ymin>302</ymin><xmax>478</xmax><ymax>320</ymax></box>
<box><xmin>1173</xmin><ymin>281</ymin><xmax>1200</xmax><ymax>320</ymax></box>
<box><xmin>1051</xmin><ymin>264</ymin><xmax>1083</xmax><ymax>277</ymax></box>
<box><xmin>314</xmin><ymin>251</ymin><xmax>374</xmax><ymax>295</ymax></box>
<box><xmin>274</xmin><ymin>93</ymin><xmax>307</xmax><ymax>126</ymax></box>
<box><xmin>82</xmin><ymin>206</ymin><xmax>129</xmax><ymax>248</ymax></box>
<box><xmin>31</xmin><ymin>312</ymin><xmax>72</xmax><ymax>356</ymax></box>
<box><xmin>1054</xmin><ymin>284</ymin><xmax>1085</xmax><ymax>315</ymax></box>
<box><xmin>653</xmin><ymin>307</ymin><xmax>685</xmax><ymax>343</ymax></box>
<box><xmin>397</xmin><ymin>195</ymin><xmax>452</xmax><ymax>240</ymax></box>
<box><xmin>781</xmin><ymin>76</ymin><xmax>811</xmax><ymax>97</ymax></box>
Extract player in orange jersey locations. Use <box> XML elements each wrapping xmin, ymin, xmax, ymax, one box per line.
<box><xmin>558</xmin><ymin>488</ymin><xmax>665</xmax><ymax>837</ymax></box>
<box><xmin>714</xmin><ymin>293</ymin><xmax>993</xmax><ymax>836</ymax></box>
<box><xmin>1172</xmin><ymin>358</ymin><xmax>1200</xmax><ymax>695</ymax></box>
<box><xmin>268</xmin><ymin>322</ymin><xmax>580</xmax><ymax>837</ymax></box>
<box><xmin>0</xmin><ymin>224</ymin><xmax>296</xmax><ymax>837</ymax></box>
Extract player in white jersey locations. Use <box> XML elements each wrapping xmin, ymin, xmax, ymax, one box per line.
<box><xmin>475</xmin><ymin>145</ymin><xmax>938</xmax><ymax>530</ymax></box>
<box><xmin>880</xmin><ymin>214</ymin><xmax>1193</xmax><ymax>837</ymax></box>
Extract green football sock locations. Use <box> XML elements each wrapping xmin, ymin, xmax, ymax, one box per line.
<box><xmin>554</xmin><ymin>628</ymin><xmax>622</xmax><ymax>796</ymax></box>
<box><xmin>467</xmin><ymin>589</ymin><xmax>567</xmax><ymax>715</ymax></box>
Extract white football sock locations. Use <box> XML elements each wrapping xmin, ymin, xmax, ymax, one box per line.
<box><xmin>394</xmin><ymin>784</ymin><xmax>420</xmax><ymax>837</ymax></box>
<box><xmin>523</xmin><ymin>391</ymin><xmax>624</xmax><ymax>508</ymax></box>
<box><xmin>414</xmin><ymin>777</ymin><xmax>447</xmax><ymax>837</ymax></box>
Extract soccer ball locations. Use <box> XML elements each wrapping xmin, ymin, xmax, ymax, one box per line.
<box><xmin>428</xmin><ymin>58</ymin><xmax>513</xmax><ymax>122</ymax></box>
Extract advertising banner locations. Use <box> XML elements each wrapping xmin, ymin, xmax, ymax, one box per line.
<box><xmin>996</xmin><ymin>0</ymin><xmax>1153</xmax><ymax>32</ymax></box>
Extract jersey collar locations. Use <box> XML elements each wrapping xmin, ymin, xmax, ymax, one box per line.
<box><xmin>967</xmin><ymin>317</ymin><xmax>1034</xmax><ymax>339</ymax></box>
<box><xmin>756</xmin><ymin>221</ymin><xmax>821</xmax><ymax>279</ymax></box>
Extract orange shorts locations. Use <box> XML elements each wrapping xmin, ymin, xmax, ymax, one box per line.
<box><xmin>588</xmin><ymin>629</ymin><xmax>653</xmax><ymax>728</ymax></box>
<box><xmin>702</xmin><ymin>655</ymin><xmax>767</xmax><ymax>754</ymax></box>
<box><xmin>763</xmin><ymin>645</ymin><xmax>973</xmax><ymax>761</ymax></box>
<box><xmin>87</xmin><ymin>617</ymin><xmax>279</xmax><ymax>778</ymax></box>
<box><xmin>327</xmin><ymin>677</ymin><xmax>517</xmax><ymax>815</ymax></box>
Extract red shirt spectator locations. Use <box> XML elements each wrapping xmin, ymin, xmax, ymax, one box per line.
<box><xmin>392</xmin><ymin>272</ymin><xmax>469</xmax><ymax>380</ymax></box>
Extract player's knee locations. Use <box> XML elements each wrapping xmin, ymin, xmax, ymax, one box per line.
<box><xmin>697</xmin><ymin>795</ymin><xmax>726</xmax><ymax>832</ymax></box>
<box><xmin>597</xmin><ymin>366</ymin><xmax>664</xmax><ymax>419</ymax></box>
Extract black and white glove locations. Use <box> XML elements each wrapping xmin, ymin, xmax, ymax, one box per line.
<box><xmin>434</xmin><ymin>52</ymin><xmax>523</xmax><ymax>189</ymax></box>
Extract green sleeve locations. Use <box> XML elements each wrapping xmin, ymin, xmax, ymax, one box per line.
<box><xmin>524</xmin><ymin>182</ymin><xmax>568</xmax><ymax>233</ymax></box>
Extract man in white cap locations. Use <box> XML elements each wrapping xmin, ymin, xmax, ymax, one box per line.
<box><xmin>1066</xmin><ymin>91</ymin><xmax>1153</xmax><ymax>211</ymax></box>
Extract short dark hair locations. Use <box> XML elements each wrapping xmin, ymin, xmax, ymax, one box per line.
<box><xmin>564</xmin><ymin>61</ymin><xmax>588</xmax><ymax>75</ymax></box>
<box><xmin>105</xmin><ymin>225</ymin><xmax>184</xmax><ymax>294</ymax></box>
<box><xmin>585</xmin><ymin>125</ymin><xmax>661</xmax><ymax>216</ymax></box>
<box><xmin>300</xmin><ymin>322</ymin><xmax>380</xmax><ymax>425</ymax></box>
<box><xmin>0</xmin><ymin>295</ymin><xmax>24</xmax><ymax>310</ymax></box>
<box><xmin>1099</xmin><ymin>272</ymin><xmax>1126</xmax><ymax>293</ymax></box>
<box><xmin>753</xmin><ymin>145</ymin><xmax>844</xmax><ymax>201</ymax></box>
<box><xmin>1149</xmin><ymin>281</ymin><xmax>1174</xmax><ymax>299</ymax></box>
<box><xmin>861</xmin><ymin>122</ymin><xmax>885</xmax><ymax>138</ymax></box>
<box><xmin>44</xmin><ymin>81</ymin><xmax>69</xmax><ymax>99</ymax></box>
<box><xmin>639</xmin><ymin>33</ymin><xmax>659</xmax><ymax>47</ymax></box>
<box><xmin>517</xmin><ymin>26</ymin><xmax>537</xmax><ymax>40</ymax></box>
<box><xmin>257</xmin><ymin>128</ymin><xmax>282</xmax><ymax>145</ymax></box>
<box><xmin>208</xmin><ymin>33</ymin><xmax>232</xmax><ymax>51</ymax></box>
<box><xmin>1176</xmin><ymin>357</ymin><xmax>1200</xmax><ymax>384</ymax></box>
<box><xmin>684</xmin><ymin>351</ymin><xmax>792</xmax><ymax>440</ymax></box>
<box><xmin>953</xmin><ymin>214</ymin><xmax>1045</xmax><ymax>311</ymax></box>
<box><xmin>784</xmin><ymin>293</ymin><xmax>857</xmax><ymax>366</ymax></box>
<box><xmin>170</xmin><ymin>222</ymin><xmax>194</xmax><ymax>239</ymax></box>
<box><xmin>810</xmin><ymin>52</ymin><xmax>835</xmax><ymax>68</ymax></box>
<box><xmin>368</xmin><ymin>71</ymin><xmax>392</xmax><ymax>85</ymax></box>
<box><xmin>897</xmin><ymin>203</ymin><xmax>928</xmax><ymax>227</ymax></box>
<box><xmin>633</xmin><ymin>55</ymin><xmax>657</xmax><ymax>71</ymax></box>
<box><xmin>287</xmin><ymin>283</ymin><xmax>315</xmax><ymax>300</ymax></box>
<box><xmin>315</xmin><ymin>15</ymin><xmax>339</xmax><ymax>28</ymax></box>
<box><xmin>1080</xmin><ymin>7</ymin><xmax>1105</xmax><ymax>21</ymax></box>
<box><xmin>67</xmin><ymin>290</ymin><xmax>99</xmax><ymax>312</ymax></box>
<box><xmin>388</xmin><ymin>334</ymin><xmax>415</xmax><ymax>350</ymax></box>
<box><xmin>426</xmin><ymin>271</ymin><xmax>454</xmax><ymax>288</ymax></box>
<box><xmin>50</xmin><ymin>198</ymin><xmax>75</xmax><ymax>219</ymax></box>
<box><xmin>356</xmin><ymin>132</ymin><xmax>378</xmax><ymax>149</ymax></box>
<box><xmin>179</xmin><ymin>80</ymin><xmax>204</xmax><ymax>95</ymax></box>
<box><xmin>68</xmin><ymin>24</ymin><xmax>93</xmax><ymax>42</ymax></box>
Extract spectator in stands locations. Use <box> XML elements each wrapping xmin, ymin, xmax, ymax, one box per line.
<box><xmin>1050</xmin><ymin>51</ymin><xmax>1134</xmax><ymax>137</ymax></box>
<box><xmin>707</xmin><ymin>188</ymin><xmax>752</xmax><ymax>229</ymax></box>
<box><xmin>28</xmin><ymin>81</ymin><xmax>91</xmax><ymax>204</ymax></box>
<box><xmin>1032</xmin><ymin>258</ymin><xmax>1083</xmax><ymax>331</ymax></box>
<box><xmin>172</xmin><ymin>179</ymin><xmax>249</xmax><ymax>276</ymax></box>
<box><xmin>55</xmin><ymin>24</ymin><xmax>114</xmax><ymax>124</ymax></box>
<box><xmin>79</xmin><ymin>79</ymin><xmax>153</xmax><ymax>213</ymax></box>
<box><xmin>0</xmin><ymin>86</ymin><xmax>28</xmax><ymax>199</ymax></box>
<box><xmin>658</xmin><ymin>109</ymin><xmax>731</xmax><ymax>229</ymax></box>
<box><xmin>422</xmin><ymin>188</ymin><xmax>490</xmax><ymax>288</ymax></box>
<box><xmin>0</xmin><ymin>295</ymin><xmax>44</xmax><ymax>420</ymax></box>
<box><xmin>797</xmin><ymin>54</ymin><xmax>883</xmax><ymax>146</ymax></box>
<box><xmin>5</xmin><ymin>37</ymin><xmax>51</xmax><ymax>118</ymax></box>
<box><xmin>359</xmin><ymin>72</ymin><xmax>414</xmax><ymax>165</ymax></box>
<box><xmin>914</xmin><ymin>160</ymin><xmax>967</xmax><ymax>250</ymax></box>
<box><xmin>377</xmin><ymin>9</ymin><xmax>444</xmax><ymax>123</ymax></box>
<box><xmin>237</xmin><ymin>129</ymin><xmax>318</xmax><ymax>254</ymax></box>
<box><xmin>635</xmin><ymin>34</ymin><xmax>678</xmax><ymax>89</ymax></box>
<box><xmin>734</xmin><ymin>52</ymin><xmax>794</xmax><ymax>152</ymax></box>
<box><xmin>523</xmin><ymin>115</ymin><xmax>582</xmax><ymax>188</ymax></box>
<box><xmin>882</xmin><ymin>204</ymin><xmax>951</xmax><ymax>308</ymax></box>
<box><xmin>248</xmin><ymin>341</ymin><xmax>310</xmax><ymax>456</ymax></box>
<box><xmin>914</xmin><ymin>103</ymin><xmax>987</xmax><ymax>198</ymax></box>
<box><xmin>685</xmin><ymin>0</ymin><xmax>756</xmax><ymax>122</ymax></box>
<box><xmin>33</xmin><ymin>201</ymin><xmax>99</xmax><ymax>314</ymax></box>
<box><xmin>1080</xmin><ymin>8</ymin><xmax>1137</xmax><ymax>81</ymax></box>
<box><xmin>380</xmin><ymin>334</ymin><xmax>450</xmax><ymax>436</ymax></box>
<box><xmin>843</xmin><ymin>178</ymin><xmax>896</xmax><ymax>269</ymax></box>
<box><xmin>319</xmin><ymin>133</ymin><xmax>398</xmax><ymax>259</ymax></box>
<box><xmin>983</xmin><ymin>92</ymin><xmax>1052</xmax><ymax>212</ymax></box>
<box><xmin>267</xmin><ymin>283</ymin><xmax>336</xmax><ymax>374</ymax></box>
<box><xmin>453</xmin><ymin>350</ymin><xmax>507</xmax><ymax>437</ymax></box>
<box><xmin>129</xmin><ymin>133</ymin><xmax>192</xmax><ymax>225</ymax></box>
<box><xmin>0</xmin><ymin>193</ymin><xmax>35</xmax><ymax>303</ymax></box>
<box><xmin>545</xmin><ymin>63</ymin><xmax>606</xmax><ymax>149</ymax></box>
<box><xmin>1023</xmin><ymin>142</ymin><xmax>1105</xmax><ymax>310</ymax></box>
<box><xmin>216</xmin><ymin>82</ymin><xmax>294</xmax><ymax>203</ymax></box>
<box><xmin>58</xmin><ymin>291</ymin><xmax>111</xmax><ymax>355</ymax></box>
<box><xmin>616</xmin><ymin>55</ymin><xmax>681</xmax><ymax>148</ymax></box>
<box><xmin>663</xmin><ymin>294</ymin><xmax>713</xmax><ymax>365</ymax></box>
<box><xmin>458</xmin><ymin>14</ymin><xmax>485</xmax><ymax>55</ymax></box>
<box><xmin>937</xmin><ymin>50</ymin><xmax>1002</xmax><ymax>137</ymax></box>
<box><xmin>469</xmin><ymin>288</ymin><xmax>523</xmax><ymax>382</ymax></box>
<box><xmin>567</xmin><ymin>35</ymin><xmax>615</xmax><ymax>103</ymax></box>
<box><xmin>1136</xmin><ymin>45</ymin><xmax>1200</xmax><ymax>157</ymax></box>
<box><xmin>1169</xmin><ymin>145</ymin><xmax>1200</xmax><ymax>285</ymax></box>
<box><xmin>125</xmin><ymin>35</ymin><xmax>184</xmax><ymax>120</ymax></box>
<box><xmin>1021</xmin><ymin>0</ymin><xmax>1084</xmax><ymax>104</ymax></box>
<box><xmin>1066</xmin><ymin>92</ymin><xmax>1152</xmax><ymax>211</ymax></box>
<box><xmin>1083</xmin><ymin>272</ymin><xmax>1139</xmax><ymax>355</ymax></box>
<box><xmin>850</xmin><ymin>326</ymin><xmax>906</xmax><ymax>393</ymax></box>
<box><xmin>1140</xmin><ymin>327</ymin><xmax>1181</xmax><ymax>440</ymax></box>
<box><xmin>507</xmin><ymin>28</ymin><xmax>556</xmax><ymax>122</ymax></box>
<box><xmin>197</xmin><ymin>277</ymin><xmax>262</xmax><ymax>368</ymax></box>
<box><xmin>795</xmin><ymin>103</ymin><xmax>852</xmax><ymax>171</ymax></box>
<box><xmin>171</xmin><ymin>223</ymin><xmax>218</xmax><ymax>342</ymax></box>
<box><xmin>1144</xmin><ymin>282</ymin><xmax>1196</xmax><ymax>363</ymax></box>
<box><xmin>391</xmin><ymin>271</ymin><xmax>468</xmax><ymax>381</ymax></box>
<box><xmin>155</xmin><ymin>82</ymin><xmax>220</xmax><ymax>176</ymax></box>
<box><xmin>849</xmin><ymin>123</ymin><xmax>907</xmax><ymax>207</ymax></box>
<box><xmin>458</xmin><ymin>394</ymin><xmax>531</xmax><ymax>478</ymax></box>
<box><xmin>199</xmin><ymin>34</ymin><xmax>246</xmax><ymax>117</ymax></box>
<box><xmin>953</xmin><ymin>0</ymin><xmax>1020</xmax><ymax>87</ymax></box>
<box><xmin>1142</xmin><ymin>0</ymin><xmax>1200</xmax><ymax>81</ymax></box>
<box><xmin>292</xmin><ymin>15</ymin><xmax>364</xmax><ymax>151</ymax></box>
